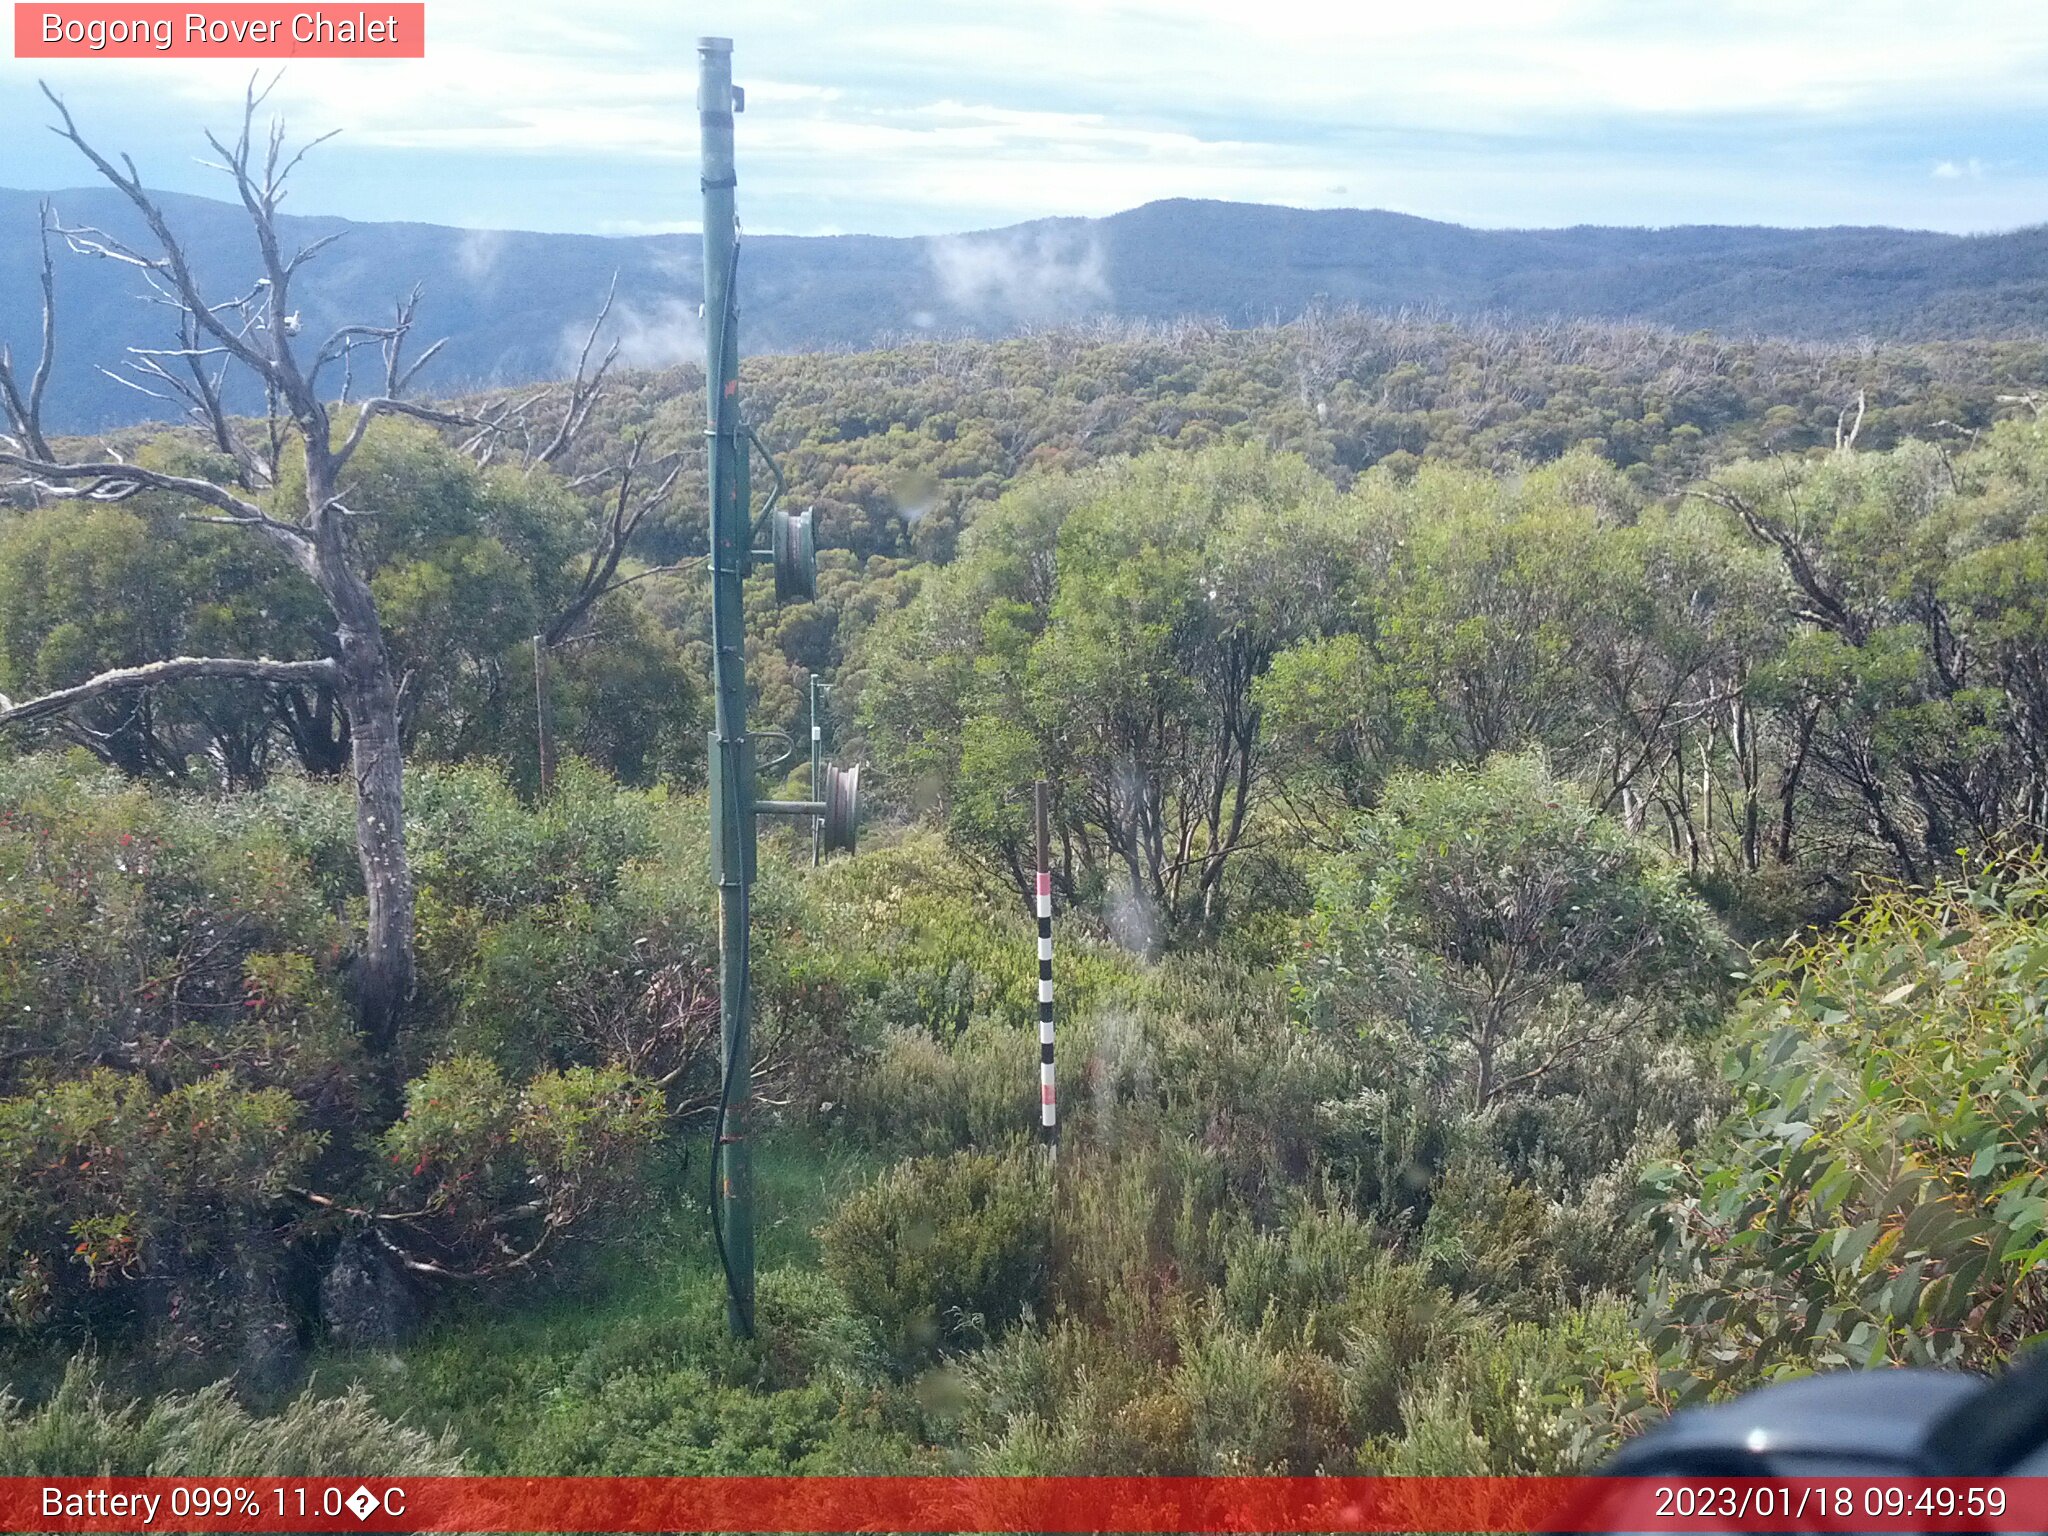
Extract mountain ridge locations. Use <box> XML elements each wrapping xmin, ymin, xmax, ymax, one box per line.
<box><xmin>3</xmin><ymin>187</ymin><xmax>2043</xmax><ymax>431</ymax></box>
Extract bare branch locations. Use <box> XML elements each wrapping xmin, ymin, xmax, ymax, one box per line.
<box><xmin>0</xmin><ymin>201</ymin><xmax>58</xmax><ymax>461</ymax></box>
<box><xmin>0</xmin><ymin>655</ymin><xmax>341</xmax><ymax>729</ymax></box>
<box><xmin>543</xmin><ymin>443</ymin><xmax>685</xmax><ymax>645</ymax></box>
<box><xmin>1835</xmin><ymin>388</ymin><xmax>1867</xmax><ymax>453</ymax></box>
<box><xmin>0</xmin><ymin>448</ymin><xmax>307</xmax><ymax>549</ymax></box>
<box><xmin>41</xmin><ymin>84</ymin><xmax>278</xmax><ymax>381</ymax></box>
<box><xmin>95</xmin><ymin>365</ymin><xmax>170</xmax><ymax>400</ymax></box>
<box><xmin>534</xmin><ymin>272</ymin><xmax>621</xmax><ymax>466</ymax></box>
<box><xmin>600</xmin><ymin>559</ymin><xmax>700</xmax><ymax>594</ymax></box>
<box><xmin>331</xmin><ymin>395</ymin><xmax>492</xmax><ymax>473</ymax></box>
<box><xmin>395</xmin><ymin>335</ymin><xmax>447</xmax><ymax>394</ymax></box>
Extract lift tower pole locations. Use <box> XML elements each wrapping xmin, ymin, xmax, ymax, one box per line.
<box><xmin>699</xmin><ymin>34</ymin><xmax>754</xmax><ymax>1339</ymax></box>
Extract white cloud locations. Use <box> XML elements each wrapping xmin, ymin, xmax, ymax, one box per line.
<box><xmin>561</xmin><ymin>295</ymin><xmax>703</xmax><ymax>372</ymax></box>
<box><xmin>456</xmin><ymin>226</ymin><xmax>505</xmax><ymax>279</ymax></box>
<box><xmin>7</xmin><ymin>0</ymin><xmax>2048</xmax><ymax>235</ymax></box>
<box><xmin>928</xmin><ymin>225</ymin><xmax>1109</xmax><ymax>318</ymax></box>
<box><xmin>28</xmin><ymin>1</ymin><xmax>2048</xmax><ymax>156</ymax></box>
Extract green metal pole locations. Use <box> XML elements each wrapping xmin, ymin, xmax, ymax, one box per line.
<box><xmin>699</xmin><ymin>34</ymin><xmax>754</xmax><ymax>1338</ymax></box>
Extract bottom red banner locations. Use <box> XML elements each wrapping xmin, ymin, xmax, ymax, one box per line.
<box><xmin>2</xmin><ymin>1475</ymin><xmax>2039</xmax><ymax>1533</ymax></box>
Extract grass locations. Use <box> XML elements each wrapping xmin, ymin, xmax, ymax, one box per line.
<box><xmin>311</xmin><ymin>1128</ymin><xmax>884</xmax><ymax>1469</ymax></box>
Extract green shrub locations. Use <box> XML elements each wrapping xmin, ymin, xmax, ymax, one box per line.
<box><xmin>0</xmin><ymin>1359</ymin><xmax>462</xmax><ymax>1475</ymax></box>
<box><xmin>0</xmin><ymin>1071</ymin><xmax>320</xmax><ymax>1346</ymax></box>
<box><xmin>0</xmin><ymin>751</ymin><xmax>724</xmax><ymax>1354</ymax></box>
<box><xmin>957</xmin><ymin>1302</ymin><xmax>1375</xmax><ymax>1475</ymax></box>
<box><xmin>514</xmin><ymin>1368</ymin><xmax>851</xmax><ymax>1474</ymax></box>
<box><xmin>750</xmin><ymin>1267</ymin><xmax>893</xmax><ymax>1396</ymax></box>
<box><xmin>373</xmin><ymin>1058</ymin><xmax>662</xmax><ymax>1277</ymax></box>
<box><xmin>0</xmin><ymin>753</ymin><xmax>355</xmax><ymax>1105</ymax></box>
<box><xmin>819</xmin><ymin>1151</ymin><xmax>1051</xmax><ymax>1368</ymax></box>
<box><xmin>1297</xmin><ymin>753</ymin><xmax>1727</xmax><ymax>1120</ymax></box>
<box><xmin>1652</xmin><ymin>865</ymin><xmax>2048</xmax><ymax>1386</ymax></box>
<box><xmin>1378</xmin><ymin>1300</ymin><xmax>1648</xmax><ymax>1474</ymax></box>
<box><xmin>1171</xmin><ymin>1311</ymin><xmax>1358</xmax><ymax>1473</ymax></box>
<box><xmin>1070</xmin><ymin>960</ymin><xmax>1346</xmax><ymax>1212</ymax></box>
<box><xmin>955</xmin><ymin>1319</ymin><xmax>1161</xmax><ymax>1474</ymax></box>
<box><xmin>841</xmin><ymin>1023</ymin><xmax>1038</xmax><ymax>1155</ymax></box>
<box><xmin>1049</xmin><ymin>1139</ymin><xmax>1237</xmax><ymax>1355</ymax></box>
<box><xmin>768</xmin><ymin>833</ymin><xmax>1140</xmax><ymax>1063</ymax></box>
<box><xmin>1220</xmin><ymin>1203</ymin><xmax>1455</xmax><ymax>1371</ymax></box>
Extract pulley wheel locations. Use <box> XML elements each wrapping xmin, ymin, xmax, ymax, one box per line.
<box><xmin>821</xmin><ymin>761</ymin><xmax>860</xmax><ymax>855</ymax></box>
<box><xmin>773</xmin><ymin>504</ymin><xmax>817</xmax><ymax>603</ymax></box>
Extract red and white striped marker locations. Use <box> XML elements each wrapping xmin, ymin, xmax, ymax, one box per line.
<box><xmin>1033</xmin><ymin>781</ymin><xmax>1057</xmax><ymax>1154</ymax></box>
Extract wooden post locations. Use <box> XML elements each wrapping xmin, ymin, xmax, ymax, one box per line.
<box><xmin>1034</xmin><ymin>780</ymin><xmax>1057</xmax><ymax>1156</ymax></box>
<box><xmin>533</xmin><ymin>634</ymin><xmax>555</xmax><ymax>796</ymax></box>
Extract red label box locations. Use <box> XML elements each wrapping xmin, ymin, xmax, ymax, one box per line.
<box><xmin>14</xmin><ymin>4</ymin><xmax>425</xmax><ymax>57</ymax></box>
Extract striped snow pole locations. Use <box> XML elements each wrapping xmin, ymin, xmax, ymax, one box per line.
<box><xmin>1033</xmin><ymin>780</ymin><xmax>1057</xmax><ymax>1154</ymax></box>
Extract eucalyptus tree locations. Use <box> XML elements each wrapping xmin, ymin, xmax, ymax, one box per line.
<box><xmin>1699</xmin><ymin>433</ymin><xmax>2048</xmax><ymax>883</ymax></box>
<box><xmin>863</xmin><ymin>445</ymin><xmax>1351</xmax><ymax>938</ymax></box>
<box><xmin>1299</xmin><ymin>754</ymin><xmax>1726</xmax><ymax>1116</ymax></box>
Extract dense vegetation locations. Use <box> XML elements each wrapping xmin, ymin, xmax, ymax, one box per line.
<box><xmin>7</xmin><ymin>305</ymin><xmax>2048</xmax><ymax>1475</ymax></box>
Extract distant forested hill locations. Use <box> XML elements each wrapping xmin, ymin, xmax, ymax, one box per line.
<box><xmin>3</xmin><ymin>185</ymin><xmax>2045</xmax><ymax>431</ymax></box>
<box><xmin>502</xmin><ymin>313</ymin><xmax>2048</xmax><ymax>570</ymax></box>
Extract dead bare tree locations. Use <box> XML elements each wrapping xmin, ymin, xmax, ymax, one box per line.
<box><xmin>1835</xmin><ymin>388</ymin><xmax>1867</xmax><ymax>453</ymax></box>
<box><xmin>0</xmin><ymin>84</ymin><xmax>677</xmax><ymax>1052</ymax></box>
<box><xmin>0</xmin><ymin>80</ymin><xmax>505</xmax><ymax>1050</ymax></box>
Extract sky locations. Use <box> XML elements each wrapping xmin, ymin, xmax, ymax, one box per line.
<box><xmin>2</xmin><ymin>0</ymin><xmax>2045</xmax><ymax>238</ymax></box>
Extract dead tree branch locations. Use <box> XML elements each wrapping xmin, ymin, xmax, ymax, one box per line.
<box><xmin>533</xmin><ymin>272</ymin><xmax>620</xmax><ymax>466</ymax></box>
<box><xmin>0</xmin><ymin>655</ymin><xmax>342</xmax><ymax>729</ymax></box>
<box><xmin>0</xmin><ymin>200</ymin><xmax>57</xmax><ymax>462</ymax></box>
<box><xmin>543</xmin><ymin>438</ymin><xmax>685</xmax><ymax>645</ymax></box>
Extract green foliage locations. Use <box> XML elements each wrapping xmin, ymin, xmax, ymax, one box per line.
<box><xmin>770</xmin><ymin>833</ymin><xmax>1133</xmax><ymax>1042</ymax></box>
<box><xmin>0</xmin><ymin>421</ymin><xmax>697</xmax><ymax>790</ymax></box>
<box><xmin>0</xmin><ymin>1360</ymin><xmax>462</xmax><ymax>1474</ymax></box>
<box><xmin>373</xmin><ymin>1058</ymin><xmax>661</xmax><ymax>1278</ymax></box>
<box><xmin>861</xmin><ymin>445</ymin><xmax>1348</xmax><ymax>939</ymax></box>
<box><xmin>0</xmin><ymin>454</ymin><xmax>317</xmax><ymax>784</ymax></box>
<box><xmin>1378</xmin><ymin>1299</ymin><xmax>1651</xmax><ymax>1474</ymax></box>
<box><xmin>511</xmin><ymin>1357</ymin><xmax>923</xmax><ymax>1475</ymax></box>
<box><xmin>0</xmin><ymin>751</ymin><xmax>714</xmax><ymax>1353</ymax></box>
<box><xmin>959</xmin><ymin>1185</ymin><xmax>1472</xmax><ymax>1474</ymax></box>
<box><xmin>16</xmin><ymin>316</ymin><xmax>2048</xmax><ymax>1480</ymax></box>
<box><xmin>841</xmin><ymin>1024</ymin><xmax>1039</xmax><ymax>1156</ymax></box>
<box><xmin>0</xmin><ymin>753</ymin><xmax>355</xmax><ymax>1094</ymax></box>
<box><xmin>819</xmin><ymin>1151</ymin><xmax>1052</xmax><ymax>1368</ymax></box>
<box><xmin>0</xmin><ymin>1071</ymin><xmax>318</xmax><ymax>1333</ymax></box>
<box><xmin>1652</xmin><ymin>863</ymin><xmax>2048</xmax><ymax>1387</ymax></box>
<box><xmin>0</xmin><ymin>754</ymin><xmax>352</xmax><ymax>1342</ymax></box>
<box><xmin>1300</xmin><ymin>754</ymin><xmax>1727</xmax><ymax>1120</ymax></box>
